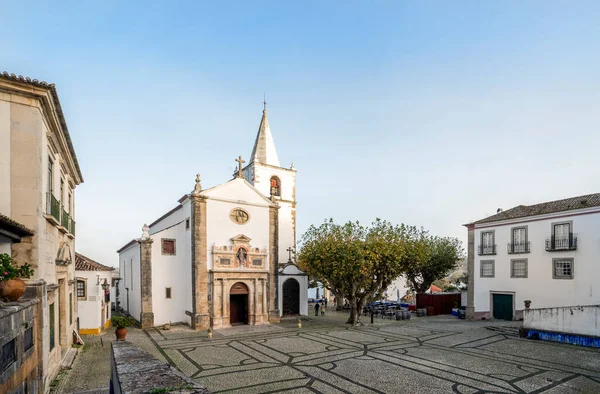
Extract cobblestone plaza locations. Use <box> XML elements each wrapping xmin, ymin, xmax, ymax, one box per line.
<box><xmin>116</xmin><ymin>313</ymin><xmax>600</xmax><ymax>394</ymax></box>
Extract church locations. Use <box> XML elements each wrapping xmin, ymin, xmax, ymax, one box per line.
<box><xmin>117</xmin><ymin>105</ymin><xmax>308</xmax><ymax>330</ymax></box>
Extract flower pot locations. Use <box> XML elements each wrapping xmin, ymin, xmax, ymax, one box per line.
<box><xmin>0</xmin><ymin>278</ymin><xmax>26</xmax><ymax>302</ymax></box>
<box><xmin>115</xmin><ymin>327</ymin><xmax>127</xmax><ymax>341</ymax></box>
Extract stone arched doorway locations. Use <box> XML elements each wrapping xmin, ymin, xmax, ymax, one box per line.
<box><xmin>282</xmin><ymin>278</ymin><xmax>300</xmax><ymax>316</ymax></box>
<box><xmin>229</xmin><ymin>282</ymin><xmax>249</xmax><ymax>325</ymax></box>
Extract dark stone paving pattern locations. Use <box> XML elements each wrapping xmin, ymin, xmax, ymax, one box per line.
<box><xmin>133</xmin><ymin>315</ymin><xmax>600</xmax><ymax>393</ymax></box>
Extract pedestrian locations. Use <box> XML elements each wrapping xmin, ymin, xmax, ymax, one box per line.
<box><xmin>314</xmin><ymin>302</ymin><xmax>320</xmax><ymax>316</ymax></box>
<box><xmin>324</xmin><ymin>298</ymin><xmax>328</xmax><ymax>308</ymax></box>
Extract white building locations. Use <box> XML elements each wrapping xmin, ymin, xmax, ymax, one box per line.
<box><xmin>465</xmin><ymin>193</ymin><xmax>600</xmax><ymax>321</ymax></box>
<box><xmin>75</xmin><ymin>253</ymin><xmax>114</xmax><ymax>334</ymax></box>
<box><xmin>117</xmin><ymin>106</ymin><xmax>307</xmax><ymax>330</ymax></box>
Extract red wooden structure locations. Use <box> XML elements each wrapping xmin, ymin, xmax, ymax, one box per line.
<box><xmin>416</xmin><ymin>293</ymin><xmax>461</xmax><ymax>316</ymax></box>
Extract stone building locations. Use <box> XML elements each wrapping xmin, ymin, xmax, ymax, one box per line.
<box><xmin>117</xmin><ymin>106</ymin><xmax>307</xmax><ymax>329</ymax></box>
<box><xmin>0</xmin><ymin>72</ymin><xmax>83</xmax><ymax>392</ymax></box>
<box><xmin>75</xmin><ymin>253</ymin><xmax>114</xmax><ymax>334</ymax></box>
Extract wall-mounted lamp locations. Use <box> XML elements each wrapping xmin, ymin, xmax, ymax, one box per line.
<box><xmin>101</xmin><ymin>278</ymin><xmax>110</xmax><ymax>291</ymax></box>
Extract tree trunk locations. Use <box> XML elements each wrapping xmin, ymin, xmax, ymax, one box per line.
<box><xmin>346</xmin><ymin>297</ymin><xmax>357</xmax><ymax>325</ymax></box>
<box><xmin>335</xmin><ymin>293</ymin><xmax>344</xmax><ymax>311</ymax></box>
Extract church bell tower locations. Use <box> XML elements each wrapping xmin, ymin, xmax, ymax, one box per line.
<box><xmin>242</xmin><ymin>103</ymin><xmax>297</xmax><ymax>265</ymax></box>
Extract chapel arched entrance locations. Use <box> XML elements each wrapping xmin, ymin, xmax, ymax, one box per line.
<box><xmin>282</xmin><ymin>278</ymin><xmax>300</xmax><ymax>316</ymax></box>
<box><xmin>229</xmin><ymin>282</ymin><xmax>249</xmax><ymax>325</ymax></box>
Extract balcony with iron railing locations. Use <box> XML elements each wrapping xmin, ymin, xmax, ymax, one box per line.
<box><xmin>545</xmin><ymin>235</ymin><xmax>577</xmax><ymax>251</ymax></box>
<box><xmin>507</xmin><ymin>241</ymin><xmax>530</xmax><ymax>254</ymax></box>
<box><xmin>46</xmin><ymin>192</ymin><xmax>61</xmax><ymax>224</ymax></box>
<box><xmin>478</xmin><ymin>244</ymin><xmax>497</xmax><ymax>256</ymax></box>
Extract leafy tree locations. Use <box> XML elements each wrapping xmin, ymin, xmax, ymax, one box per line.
<box><xmin>297</xmin><ymin>219</ymin><xmax>414</xmax><ymax>325</ymax></box>
<box><xmin>404</xmin><ymin>236</ymin><xmax>463</xmax><ymax>294</ymax></box>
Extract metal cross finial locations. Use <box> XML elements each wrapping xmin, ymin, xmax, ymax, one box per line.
<box><xmin>263</xmin><ymin>93</ymin><xmax>267</xmax><ymax>111</ymax></box>
<box><xmin>235</xmin><ymin>155</ymin><xmax>245</xmax><ymax>178</ymax></box>
<box><xmin>286</xmin><ymin>246</ymin><xmax>294</xmax><ymax>263</ymax></box>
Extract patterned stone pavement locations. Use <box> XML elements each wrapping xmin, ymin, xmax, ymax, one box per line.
<box><xmin>128</xmin><ymin>314</ymin><xmax>600</xmax><ymax>394</ymax></box>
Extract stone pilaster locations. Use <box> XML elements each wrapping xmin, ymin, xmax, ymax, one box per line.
<box><xmin>268</xmin><ymin>203</ymin><xmax>280</xmax><ymax>322</ymax></box>
<box><xmin>191</xmin><ymin>194</ymin><xmax>209</xmax><ymax>330</ymax></box>
<box><xmin>466</xmin><ymin>225</ymin><xmax>475</xmax><ymax>320</ymax></box>
<box><xmin>139</xmin><ymin>234</ymin><xmax>154</xmax><ymax>328</ymax></box>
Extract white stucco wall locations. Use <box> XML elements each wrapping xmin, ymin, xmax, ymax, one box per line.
<box><xmin>204</xmin><ymin>179</ymin><xmax>272</xmax><ymax>271</ymax></box>
<box><xmin>76</xmin><ymin>270</ymin><xmax>113</xmax><ymax>331</ymax></box>
<box><xmin>118</xmin><ymin>243</ymin><xmax>141</xmax><ymax>322</ymax></box>
<box><xmin>473</xmin><ymin>209</ymin><xmax>600</xmax><ymax>316</ymax></box>
<box><xmin>524</xmin><ymin>305</ymin><xmax>600</xmax><ymax>337</ymax></box>
<box><xmin>279</xmin><ymin>265</ymin><xmax>308</xmax><ymax>316</ymax></box>
<box><xmin>150</xmin><ymin>219</ymin><xmax>192</xmax><ymax>326</ymax></box>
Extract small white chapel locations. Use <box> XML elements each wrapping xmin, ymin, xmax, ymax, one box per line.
<box><xmin>117</xmin><ymin>105</ymin><xmax>308</xmax><ymax>330</ymax></box>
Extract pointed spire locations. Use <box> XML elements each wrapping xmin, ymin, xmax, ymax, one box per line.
<box><xmin>249</xmin><ymin>101</ymin><xmax>280</xmax><ymax>166</ymax></box>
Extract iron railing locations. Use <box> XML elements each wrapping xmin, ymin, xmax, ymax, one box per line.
<box><xmin>478</xmin><ymin>244</ymin><xmax>497</xmax><ymax>255</ymax></box>
<box><xmin>69</xmin><ymin>218</ymin><xmax>76</xmax><ymax>236</ymax></box>
<box><xmin>61</xmin><ymin>208</ymin><xmax>70</xmax><ymax>229</ymax></box>
<box><xmin>46</xmin><ymin>192</ymin><xmax>61</xmax><ymax>223</ymax></box>
<box><xmin>507</xmin><ymin>241</ymin><xmax>530</xmax><ymax>254</ymax></box>
<box><xmin>545</xmin><ymin>235</ymin><xmax>577</xmax><ymax>251</ymax></box>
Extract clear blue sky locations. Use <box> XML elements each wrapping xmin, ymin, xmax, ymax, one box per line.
<box><xmin>2</xmin><ymin>1</ymin><xmax>599</xmax><ymax>267</ymax></box>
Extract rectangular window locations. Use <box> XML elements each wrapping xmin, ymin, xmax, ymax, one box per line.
<box><xmin>48</xmin><ymin>156</ymin><xmax>53</xmax><ymax>193</ymax></box>
<box><xmin>1</xmin><ymin>338</ymin><xmax>16</xmax><ymax>371</ymax></box>
<box><xmin>480</xmin><ymin>231</ymin><xmax>495</xmax><ymax>255</ymax></box>
<box><xmin>185</xmin><ymin>218</ymin><xmax>190</xmax><ymax>230</ymax></box>
<box><xmin>166</xmin><ymin>287</ymin><xmax>172</xmax><ymax>299</ymax></box>
<box><xmin>49</xmin><ymin>303</ymin><xmax>55</xmax><ymax>351</ymax></box>
<box><xmin>161</xmin><ymin>239</ymin><xmax>176</xmax><ymax>255</ymax></box>
<box><xmin>24</xmin><ymin>327</ymin><xmax>34</xmax><ymax>352</ymax></box>
<box><xmin>511</xmin><ymin>259</ymin><xmax>528</xmax><ymax>278</ymax></box>
<box><xmin>553</xmin><ymin>258</ymin><xmax>574</xmax><ymax>279</ymax></box>
<box><xmin>553</xmin><ymin>223</ymin><xmax>571</xmax><ymax>249</ymax></box>
<box><xmin>511</xmin><ymin>227</ymin><xmax>528</xmax><ymax>252</ymax></box>
<box><xmin>77</xmin><ymin>281</ymin><xmax>86</xmax><ymax>298</ymax></box>
<box><xmin>480</xmin><ymin>260</ymin><xmax>494</xmax><ymax>277</ymax></box>
<box><xmin>252</xmin><ymin>259</ymin><xmax>262</xmax><ymax>266</ymax></box>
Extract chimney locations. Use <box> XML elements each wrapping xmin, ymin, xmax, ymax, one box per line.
<box><xmin>497</xmin><ymin>208</ymin><xmax>503</xmax><ymax>213</ymax></box>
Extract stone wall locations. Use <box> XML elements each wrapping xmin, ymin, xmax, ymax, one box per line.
<box><xmin>524</xmin><ymin>304</ymin><xmax>600</xmax><ymax>337</ymax></box>
<box><xmin>0</xmin><ymin>299</ymin><xmax>41</xmax><ymax>394</ymax></box>
<box><xmin>110</xmin><ymin>340</ymin><xmax>210</xmax><ymax>393</ymax></box>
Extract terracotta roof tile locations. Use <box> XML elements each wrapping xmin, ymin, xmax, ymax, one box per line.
<box><xmin>0</xmin><ymin>213</ymin><xmax>35</xmax><ymax>238</ymax></box>
<box><xmin>75</xmin><ymin>253</ymin><xmax>115</xmax><ymax>271</ymax></box>
<box><xmin>470</xmin><ymin>193</ymin><xmax>600</xmax><ymax>225</ymax></box>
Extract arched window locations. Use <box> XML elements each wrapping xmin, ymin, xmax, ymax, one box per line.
<box><xmin>270</xmin><ymin>176</ymin><xmax>281</xmax><ymax>197</ymax></box>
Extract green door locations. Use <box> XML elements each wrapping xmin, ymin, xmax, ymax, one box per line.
<box><xmin>492</xmin><ymin>294</ymin><xmax>513</xmax><ymax>320</ymax></box>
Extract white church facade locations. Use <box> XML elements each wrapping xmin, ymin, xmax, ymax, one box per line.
<box><xmin>117</xmin><ymin>106</ymin><xmax>308</xmax><ymax>329</ymax></box>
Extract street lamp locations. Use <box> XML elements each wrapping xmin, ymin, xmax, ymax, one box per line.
<box><xmin>101</xmin><ymin>279</ymin><xmax>110</xmax><ymax>291</ymax></box>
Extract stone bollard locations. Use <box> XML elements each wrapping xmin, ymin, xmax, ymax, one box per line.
<box><xmin>297</xmin><ymin>319</ymin><xmax>302</xmax><ymax>328</ymax></box>
<box><xmin>207</xmin><ymin>328</ymin><xmax>213</xmax><ymax>339</ymax></box>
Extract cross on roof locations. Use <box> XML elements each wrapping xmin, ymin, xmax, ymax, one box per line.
<box><xmin>235</xmin><ymin>155</ymin><xmax>245</xmax><ymax>178</ymax></box>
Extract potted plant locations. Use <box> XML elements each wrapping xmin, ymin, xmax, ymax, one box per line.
<box><xmin>0</xmin><ymin>253</ymin><xmax>34</xmax><ymax>302</ymax></box>
<box><xmin>524</xmin><ymin>300</ymin><xmax>531</xmax><ymax>309</ymax></box>
<box><xmin>111</xmin><ymin>315</ymin><xmax>135</xmax><ymax>341</ymax></box>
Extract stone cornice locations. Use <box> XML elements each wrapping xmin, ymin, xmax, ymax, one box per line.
<box><xmin>0</xmin><ymin>73</ymin><xmax>83</xmax><ymax>184</ymax></box>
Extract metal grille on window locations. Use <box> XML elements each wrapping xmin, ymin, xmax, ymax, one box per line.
<box><xmin>554</xmin><ymin>224</ymin><xmax>570</xmax><ymax>249</ymax></box>
<box><xmin>77</xmin><ymin>281</ymin><xmax>85</xmax><ymax>297</ymax></box>
<box><xmin>554</xmin><ymin>260</ymin><xmax>572</xmax><ymax>278</ymax></box>
<box><xmin>482</xmin><ymin>232</ymin><xmax>494</xmax><ymax>254</ymax></box>
<box><xmin>1</xmin><ymin>338</ymin><xmax>16</xmax><ymax>371</ymax></box>
<box><xmin>481</xmin><ymin>261</ymin><xmax>494</xmax><ymax>277</ymax></box>
<box><xmin>24</xmin><ymin>327</ymin><xmax>34</xmax><ymax>352</ymax></box>
<box><xmin>512</xmin><ymin>260</ymin><xmax>527</xmax><ymax>277</ymax></box>
<box><xmin>512</xmin><ymin>228</ymin><xmax>526</xmax><ymax>252</ymax></box>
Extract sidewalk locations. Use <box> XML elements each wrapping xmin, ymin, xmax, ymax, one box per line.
<box><xmin>51</xmin><ymin>329</ymin><xmax>115</xmax><ymax>394</ymax></box>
